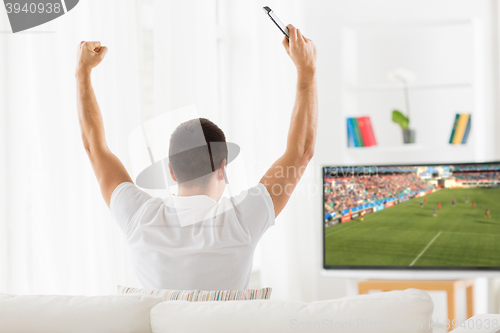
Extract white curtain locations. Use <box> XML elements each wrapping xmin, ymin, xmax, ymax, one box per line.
<box><xmin>151</xmin><ymin>0</ymin><xmax>219</xmax><ymax>122</ymax></box>
<box><xmin>0</xmin><ymin>1</ymin><xmax>142</xmax><ymax>295</ymax></box>
<box><xmin>130</xmin><ymin>0</ymin><xmax>221</xmax><ymax>196</ymax></box>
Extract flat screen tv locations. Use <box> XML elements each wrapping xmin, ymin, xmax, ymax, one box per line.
<box><xmin>323</xmin><ymin>162</ymin><xmax>500</xmax><ymax>271</ymax></box>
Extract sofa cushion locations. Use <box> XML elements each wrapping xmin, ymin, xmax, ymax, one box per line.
<box><xmin>118</xmin><ymin>285</ymin><xmax>272</xmax><ymax>301</ymax></box>
<box><xmin>150</xmin><ymin>288</ymin><xmax>433</xmax><ymax>333</ymax></box>
<box><xmin>450</xmin><ymin>314</ymin><xmax>500</xmax><ymax>332</ymax></box>
<box><xmin>0</xmin><ymin>293</ymin><xmax>162</xmax><ymax>333</ymax></box>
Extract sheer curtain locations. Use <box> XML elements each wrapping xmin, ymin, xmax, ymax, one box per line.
<box><xmin>0</xmin><ymin>1</ymin><xmax>142</xmax><ymax>294</ymax></box>
<box><xmin>129</xmin><ymin>0</ymin><xmax>222</xmax><ymax>195</ymax></box>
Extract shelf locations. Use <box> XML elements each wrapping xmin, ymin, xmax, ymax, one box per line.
<box><xmin>346</xmin><ymin>144</ymin><xmax>425</xmax><ymax>153</ymax></box>
<box><xmin>342</xmin><ymin>144</ymin><xmax>475</xmax><ymax>165</ymax></box>
<box><xmin>345</xmin><ymin>144</ymin><xmax>470</xmax><ymax>153</ymax></box>
<box><xmin>344</xmin><ymin>82</ymin><xmax>473</xmax><ymax>92</ymax></box>
<box><xmin>343</xmin><ymin>19</ymin><xmax>474</xmax><ymax>30</ymax></box>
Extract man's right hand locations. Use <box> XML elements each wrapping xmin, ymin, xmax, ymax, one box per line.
<box><xmin>282</xmin><ymin>24</ymin><xmax>317</xmax><ymax>75</ymax></box>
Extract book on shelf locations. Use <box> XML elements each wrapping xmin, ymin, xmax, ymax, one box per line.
<box><xmin>346</xmin><ymin>116</ymin><xmax>377</xmax><ymax>148</ymax></box>
<box><xmin>351</xmin><ymin>118</ymin><xmax>364</xmax><ymax>147</ymax></box>
<box><xmin>357</xmin><ymin>116</ymin><xmax>377</xmax><ymax>147</ymax></box>
<box><xmin>448</xmin><ymin>114</ymin><xmax>459</xmax><ymax>144</ymax></box>
<box><xmin>461</xmin><ymin>115</ymin><xmax>471</xmax><ymax>144</ymax></box>
<box><xmin>449</xmin><ymin>113</ymin><xmax>471</xmax><ymax>145</ymax></box>
<box><xmin>346</xmin><ymin>118</ymin><xmax>355</xmax><ymax>147</ymax></box>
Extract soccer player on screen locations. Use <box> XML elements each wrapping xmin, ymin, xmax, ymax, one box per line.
<box><xmin>485</xmin><ymin>209</ymin><xmax>491</xmax><ymax>218</ymax></box>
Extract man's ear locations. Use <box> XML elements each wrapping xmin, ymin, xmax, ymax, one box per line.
<box><xmin>168</xmin><ymin>163</ymin><xmax>177</xmax><ymax>182</ymax></box>
<box><xmin>218</xmin><ymin>159</ymin><xmax>227</xmax><ymax>181</ymax></box>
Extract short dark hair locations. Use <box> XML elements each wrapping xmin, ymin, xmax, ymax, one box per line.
<box><xmin>169</xmin><ymin>118</ymin><xmax>228</xmax><ymax>186</ymax></box>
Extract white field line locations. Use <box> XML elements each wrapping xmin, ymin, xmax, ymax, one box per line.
<box><xmin>410</xmin><ymin>231</ymin><xmax>442</xmax><ymax>266</ymax></box>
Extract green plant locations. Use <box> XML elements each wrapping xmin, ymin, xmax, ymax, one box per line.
<box><xmin>388</xmin><ymin>68</ymin><xmax>415</xmax><ymax>130</ymax></box>
<box><xmin>392</xmin><ymin>109</ymin><xmax>409</xmax><ymax>129</ymax></box>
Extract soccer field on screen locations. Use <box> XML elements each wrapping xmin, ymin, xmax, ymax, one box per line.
<box><xmin>324</xmin><ymin>188</ymin><xmax>500</xmax><ymax>267</ymax></box>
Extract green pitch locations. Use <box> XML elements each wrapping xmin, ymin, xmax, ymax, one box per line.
<box><xmin>324</xmin><ymin>188</ymin><xmax>500</xmax><ymax>267</ymax></box>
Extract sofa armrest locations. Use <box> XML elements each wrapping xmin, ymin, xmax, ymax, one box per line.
<box><xmin>450</xmin><ymin>315</ymin><xmax>500</xmax><ymax>333</ymax></box>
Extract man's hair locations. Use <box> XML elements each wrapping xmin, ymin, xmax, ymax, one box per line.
<box><xmin>169</xmin><ymin>118</ymin><xmax>227</xmax><ymax>187</ymax></box>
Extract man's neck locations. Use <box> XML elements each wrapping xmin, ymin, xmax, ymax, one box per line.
<box><xmin>177</xmin><ymin>186</ymin><xmax>218</xmax><ymax>202</ymax></box>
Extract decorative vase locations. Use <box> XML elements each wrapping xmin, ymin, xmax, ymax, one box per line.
<box><xmin>402</xmin><ymin>129</ymin><xmax>416</xmax><ymax>144</ymax></box>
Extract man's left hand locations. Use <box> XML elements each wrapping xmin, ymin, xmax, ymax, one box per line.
<box><xmin>76</xmin><ymin>41</ymin><xmax>108</xmax><ymax>77</ymax></box>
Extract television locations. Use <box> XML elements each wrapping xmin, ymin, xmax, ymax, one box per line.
<box><xmin>323</xmin><ymin>162</ymin><xmax>500</xmax><ymax>272</ymax></box>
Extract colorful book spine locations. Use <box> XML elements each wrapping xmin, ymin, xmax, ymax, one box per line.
<box><xmin>347</xmin><ymin>118</ymin><xmax>360</xmax><ymax>147</ymax></box>
<box><xmin>461</xmin><ymin>115</ymin><xmax>471</xmax><ymax>144</ymax></box>
<box><xmin>366</xmin><ymin>117</ymin><xmax>377</xmax><ymax>146</ymax></box>
<box><xmin>357</xmin><ymin>117</ymin><xmax>369</xmax><ymax>146</ymax></box>
<box><xmin>346</xmin><ymin>118</ymin><xmax>355</xmax><ymax>147</ymax></box>
<box><xmin>351</xmin><ymin>118</ymin><xmax>364</xmax><ymax>147</ymax></box>
<box><xmin>346</xmin><ymin>117</ymin><xmax>377</xmax><ymax>147</ymax></box>
<box><xmin>357</xmin><ymin>116</ymin><xmax>377</xmax><ymax>146</ymax></box>
<box><xmin>452</xmin><ymin>114</ymin><xmax>470</xmax><ymax>144</ymax></box>
<box><xmin>449</xmin><ymin>114</ymin><xmax>460</xmax><ymax>144</ymax></box>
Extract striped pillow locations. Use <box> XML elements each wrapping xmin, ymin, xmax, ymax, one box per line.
<box><xmin>117</xmin><ymin>285</ymin><xmax>272</xmax><ymax>302</ymax></box>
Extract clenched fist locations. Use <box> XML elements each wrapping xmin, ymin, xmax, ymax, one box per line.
<box><xmin>76</xmin><ymin>41</ymin><xmax>108</xmax><ymax>77</ymax></box>
<box><xmin>282</xmin><ymin>25</ymin><xmax>317</xmax><ymax>75</ymax></box>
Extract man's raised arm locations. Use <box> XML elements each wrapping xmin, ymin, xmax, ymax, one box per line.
<box><xmin>76</xmin><ymin>41</ymin><xmax>133</xmax><ymax>208</ymax></box>
<box><xmin>260</xmin><ymin>25</ymin><xmax>318</xmax><ymax>218</ymax></box>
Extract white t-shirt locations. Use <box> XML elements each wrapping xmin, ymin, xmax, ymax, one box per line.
<box><xmin>110</xmin><ymin>182</ymin><xmax>275</xmax><ymax>291</ymax></box>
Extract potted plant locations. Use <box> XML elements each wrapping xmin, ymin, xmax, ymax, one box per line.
<box><xmin>388</xmin><ymin>68</ymin><xmax>416</xmax><ymax>144</ymax></box>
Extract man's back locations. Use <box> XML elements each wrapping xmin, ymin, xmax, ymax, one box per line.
<box><xmin>76</xmin><ymin>25</ymin><xmax>317</xmax><ymax>291</ymax></box>
<box><xmin>111</xmin><ymin>182</ymin><xmax>274</xmax><ymax>290</ymax></box>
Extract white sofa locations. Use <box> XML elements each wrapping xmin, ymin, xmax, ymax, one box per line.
<box><xmin>0</xmin><ymin>289</ymin><xmax>435</xmax><ymax>332</ymax></box>
<box><xmin>449</xmin><ymin>314</ymin><xmax>500</xmax><ymax>333</ymax></box>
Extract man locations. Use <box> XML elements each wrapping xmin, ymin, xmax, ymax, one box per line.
<box><xmin>75</xmin><ymin>25</ymin><xmax>317</xmax><ymax>290</ymax></box>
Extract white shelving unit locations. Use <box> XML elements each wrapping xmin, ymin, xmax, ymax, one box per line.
<box><xmin>340</xmin><ymin>19</ymin><xmax>489</xmax><ymax>166</ymax></box>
